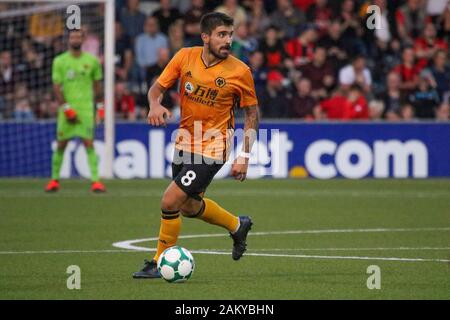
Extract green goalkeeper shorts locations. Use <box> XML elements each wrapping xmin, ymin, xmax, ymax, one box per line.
<box><xmin>56</xmin><ymin>109</ymin><xmax>95</xmax><ymax>141</ymax></box>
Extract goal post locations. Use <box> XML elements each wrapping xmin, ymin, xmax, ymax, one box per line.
<box><xmin>0</xmin><ymin>0</ymin><xmax>115</xmax><ymax>178</ymax></box>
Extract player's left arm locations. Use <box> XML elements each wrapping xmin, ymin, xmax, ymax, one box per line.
<box><xmin>231</xmin><ymin>67</ymin><xmax>260</xmax><ymax>182</ymax></box>
<box><xmin>92</xmin><ymin>57</ymin><xmax>104</xmax><ymax>122</ymax></box>
<box><xmin>231</xmin><ymin>105</ymin><xmax>260</xmax><ymax>182</ymax></box>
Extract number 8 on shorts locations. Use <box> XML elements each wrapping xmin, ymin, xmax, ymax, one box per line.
<box><xmin>181</xmin><ymin>170</ymin><xmax>197</xmax><ymax>186</ymax></box>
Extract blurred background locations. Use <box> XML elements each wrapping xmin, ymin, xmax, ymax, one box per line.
<box><xmin>0</xmin><ymin>0</ymin><xmax>449</xmax><ymax>122</ymax></box>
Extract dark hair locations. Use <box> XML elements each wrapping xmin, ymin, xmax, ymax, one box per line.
<box><xmin>200</xmin><ymin>12</ymin><xmax>234</xmax><ymax>35</ymax></box>
<box><xmin>350</xmin><ymin>83</ymin><xmax>363</xmax><ymax>92</ymax></box>
<box><xmin>67</xmin><ymin>28</ymin><xmax>83</xmax><ymax>36</ymax></box>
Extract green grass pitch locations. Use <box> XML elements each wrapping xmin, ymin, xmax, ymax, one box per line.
<box><xmin>0</xmin><ymin>179</ymin><xmax>449</xmax><ymax>299</ymax></box>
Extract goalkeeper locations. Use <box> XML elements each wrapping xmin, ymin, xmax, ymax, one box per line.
<box><xmin>45</xmin><ymin>29</ymin><xmax>106</xmax><ymax>193</ymax></box>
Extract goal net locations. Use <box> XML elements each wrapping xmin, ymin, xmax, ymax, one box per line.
<box><xmin>0</xmin><ymin>0</ymin><xmax>114</xmax><ymax>178</ymax></box>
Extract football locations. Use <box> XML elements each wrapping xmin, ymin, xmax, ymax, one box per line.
<box><xmin>157</xmin><ymin>246</ymin><xmax>195</xmax><ymax>283</ymax></box>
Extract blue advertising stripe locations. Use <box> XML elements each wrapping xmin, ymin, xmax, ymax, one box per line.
<box><xmin>0</xmin><ymin>122</ymin><xmax>449</xmax><ymax>178</ymax></box>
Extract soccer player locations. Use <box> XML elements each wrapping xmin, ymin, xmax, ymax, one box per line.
<box><xmin>45</xmin><ymin>29</ymin><xmax>106</xmax><ymax>193</ymax></box>
<box><xmin>133</xmin><ymin>12</ymin><xmax>260</xmax><ymax>279</ymax></box>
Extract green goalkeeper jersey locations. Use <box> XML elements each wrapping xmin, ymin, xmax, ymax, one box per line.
<box><xmin>52</xmin><ymin>51</ymin><xmax>102</xmax><ymax>113</ymax></box>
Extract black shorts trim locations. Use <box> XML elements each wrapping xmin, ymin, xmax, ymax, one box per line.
<box><xmin>172</xmin><ymin>150</ymin><xmax>223</xmax><ymax>198</ymax></box>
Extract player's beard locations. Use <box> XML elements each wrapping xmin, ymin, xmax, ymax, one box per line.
<box><xmin>70</xmin><ymin>43</ymin><xmax>82</xmax><ymax>51</ymax></box>
<box><xmin>209</xmin><ymin>43</ymin><xmax>231</xmax><ymax>60</ymax></box>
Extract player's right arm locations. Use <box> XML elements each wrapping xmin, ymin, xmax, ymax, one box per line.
<box><xmin>147</xmin><ymin>82</ymin><xmax>172</xmax><ymax>127</ymax></box>
<box><xmin>52</xmin><ymin>56</ymin><xmax>77</xmax><ymax>123</ymax></box>
<box><xmin>147</xmin><ymin>48</ymin><xmax>186</xmax><ymax>127</ymax></box>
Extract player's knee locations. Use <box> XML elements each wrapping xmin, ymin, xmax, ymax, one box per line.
<box><xmin>160</xmin><ymin>195</ymin><xmax>180</xmax><ymax>213</ymax></box>
<box><xmin>180</xmin><ymin>205</ymin><xmax>197</xmax><ymax>218</ymax></box>
<box><xmin>180</xmin><ymin>199</ymin><xmax>204</xmax><ymax>218</ymax></box>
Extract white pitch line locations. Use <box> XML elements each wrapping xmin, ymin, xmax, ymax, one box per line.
<box><xmin>0</xmin><ymin>248</ymin><xmax>449</xmax><ymax>263</ymax></box>
<box><xmin>111</xmin><ymin>227</ymin><xmax>450</xmax><ymax>263</ymax></box>
<box><xmin>1</xmin><ymin>247</ymin><xmax>449</xmax><ymax>255</ymax></box>
<box><xmin>186</xmin><ymin>250</ymin><xmax>450</xmax><ymax>263</ymax></box>
<box><xmin>1</xmin><ymin>228</ymin><xmax>448</xmax><ymax>263</ymax></box>
<box><xmin>112</xmin><ymin>227</ymin><xmax>450</xmax><ymax>252</ymax></box>
<box><xmin>196</xmin><ymin>247</ymin><xmax>450</xmax><ymax>252</ymax></box>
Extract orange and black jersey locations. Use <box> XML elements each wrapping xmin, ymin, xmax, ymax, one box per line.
<box><xmin>157</xmin><ymin>46</ymin><xmax>258</xmax><ymax>160</ymax></box>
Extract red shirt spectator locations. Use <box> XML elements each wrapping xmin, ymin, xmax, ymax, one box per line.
<box><xmin>115</xmin><ymin>82</ymin><xmax>136</xmax><ymax>120</ymax></box>
<box><xmin>395</xmin><ymin>0</ymin><xmax>432</xmax><ymax>44</ymax></box>
<box><xmin>306</xmin><ymin>0</ymin><xmax>333</xmax><ymax>36</ymax></box>
<box><xmin>285</xmin><ymin>27</ymin><xmax>317</xmax><ymax>67</ymax></box>
<box><xmin>320</xmin><ymin>86</ymin><xmax>368</xmax><ymax>120</ymax></box>
<box><xmin>320</xmin><ymin>94</ymin><xmax>347</xmax><ymax>119</ymax></box>
<box><xmin>414</xmin><ymin>23</ymin><xmax>448</xmax><ymax>69</ymax></box>
<box><xmin>392</xmin><ymin>47</ymin><xmax>424</xmax><ymax>94</ymax></box>
<box><xmin>293</xmin><ymin>0</ymin><xmax>315</xmax><ymax>12</ymax></box>
<box><xmin>259</xmin><ymin>26</ymin><xmax>288</xmax><ymax>68</ymax></box>
<box><xmin>342</xmin><ymin>95</ymin><xmax>369</xmax><ymax>120</ymax></box>
<box><xmin>392</xmin><ymin>63</ymin><xmax>422</xmax><ymax>83</ymax></box>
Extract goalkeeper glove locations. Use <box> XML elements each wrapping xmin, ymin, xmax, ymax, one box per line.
<box><xmin>96</xmin><ymin>102</ymin><xmax>105</xmax><ymax>122</ymax></box>
<box><xmin>63</xmin><ymin>103</ymin><xmax>78</xmax><ymax>123</ymax></box>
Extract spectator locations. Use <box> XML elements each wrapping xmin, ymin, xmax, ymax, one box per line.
<box><xmin>399</xmin><ymin>103</ymin><xmax>415</xmax><ymax>120</ymax></box>
<box><xmin>37</xmin><ymin>92</ymin><xmax>59</xmax><ymax>119</ymax></box>
<box><xmin>184</xmin><ymin>0</ymin><xmax>207</xmax><ymax>47</ymax></box>
<box><xmin>168</xmin><ymin>20</ymin><xmax>186</xmax><ymax>56</ymax></box>
<box><xmin>17</xmin><ymin>44</ymin><xmax>45</xmax><ymax>91</ymax></box>
<box><xmin>0</xmin><ymin>50</ymin><xmax>16</xmax><ymax>100</ymax></box>
<box><xmin>115</xmin><ymin>22</ymin><xmax>133</xmax><ymax>81</ymax></box>
<box><xmin>247</xmin><ymin>0</ymin><xmax>271</xmax><ymax>36</ymax></box>
<box><xmin>368</xmin><ymin>100</ymin><xmax>385</xmax><ymax>120</ymax></box>
<box><xmin>338</xmin><ymin>55</ymin><xmax>372</xmax><ymax>94</ymax></box>
<box><xmin>215</xmin><ymin>0</ymin><xmax>248</xmax><ymax>27</ymax></box>
<box><xmin>381</xmin><ymin>72</ymin><xmax>406</xmax><ymax>121</ymax></box>
<box><xmin>396</xmin><ymin>0</ymin><xmax>430</xmax><ymax>46</ymax></box>
<box><xmin>81</xmin><ymin>24</ymin><xmax>101</xmax><ymax>59</ymax></box>
<box><xmin>414</xmin><ymin>23</ymin><xmax>448</xmax><ymax>69</ymax></box>
<box><xmin>231</xmin><ymin>22</ymin><xmax>258</xmax><ymax>64</ymax></box>
<box><xmin>409</xmin><ymin>76</ymin><xmax>441</xmax><ymax>119</ymax></box>
<box><xmin>146</xmin><ymin>47</ymin><xmax>171</xmax><ymax>87</ymax></box>
<box><xmin>13</xmin><ymin>84</ymin><xmax>34</xmax><ymax>121</ymax></box>
<box><xmin>171</xmin><ymin>0</ymin><xmax>192</xmax><ymax>14</ymax></box>
<box><xmin>342</xmin><ymin>84</ymin><xmax>369</xmax><ymax>120</ymax></box>
<box><xmin>248</xmin><ymin>51</ymin><xmax>268</xmax><ymax>95</ymax></box>
<box><xmin>119</xmin><ymin>0</ymin><xmax>146</xmax><ymax>41</ymax></box>
<box><xmin>259</xmin><ymin>25</ymin><xmax>288</xmax><ymax>69</ymax></box>
<box><xmin>293</xmin><ymin>0</ymin><xmax>315</xmax><ymax>12</ymax></box>
<box><xmin>437</xmin><ymin>1</ymin><xmax>450</xmax><ymax>42</ymax></box>
<box><xmin>259</xmin><ymin>70</ymin><xmax>290</xmax><ymax>118</ymax></box>
<box><xmin>289</xmin><ymin>78</ymin><xmax>319</xmax><ymax>119</ymax></box>
<box><xmin>435</xmin><ymin>101</ymin><xmax>449</xmax><ymax>121</ymax></box>
<box><xmin>133</xmin><ymin>17</ymin><xmax>168</xmax><ymax>92</ymax></box>
<box><xmin>115</xmin><ymin>81</ymin><xmax>136</xmax><ymax>120</ymax></box>
<box><xmin>319</xmin><ymin>90</ymin><xmax>348</xmax><ymax>119</ymax></box>
<box><xmin>306</xmin><ymin>0</ymin><xmax>333</xmax><ymax>36</ymax></box>
<box><xmin>392</xmin><ymin>47</ymin><xmax>423</xmax><ymax>95</ymax></box>
<box><xmin>317</xmin><ymin>20</ymin><xmax>348</xmax><ymax>70</ymax></box>
<box><xmin>152</xmin><ymin>0</ymin><xmax>182</xmax><ymax>35</ymax></box>
<box><xmin>299</xmin><ymin>46</ymin><xmax>335</xmax><ymax>100</ymax></box>
<box><xmin>426</xmin><ymin>49</ymin><xmax>450</xmax><ymax>101</ymax></box>
<box><xmin>320</xmin><ymin>85</ymin><xmax>368</xmax><ymax>120</ymax></box>
<box><xmin>338</xmin><ymin>0</ymin><xmax>365</xmax><ymax>56</ymax></box>
<box><xmin>285</xmin><ymin>25</ymin><xmax>317</xmax><ymax>67</ymax></box>
<box><xmin>270</xmin><ymin>0</ymin><xmax>307</xmax><ymax>39</ymax></box>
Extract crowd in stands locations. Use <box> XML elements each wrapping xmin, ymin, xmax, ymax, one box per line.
<box><xmin>0</xmin><ymin>0</ymin><xmax>449</xmax><ymax>121</ymax></box>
